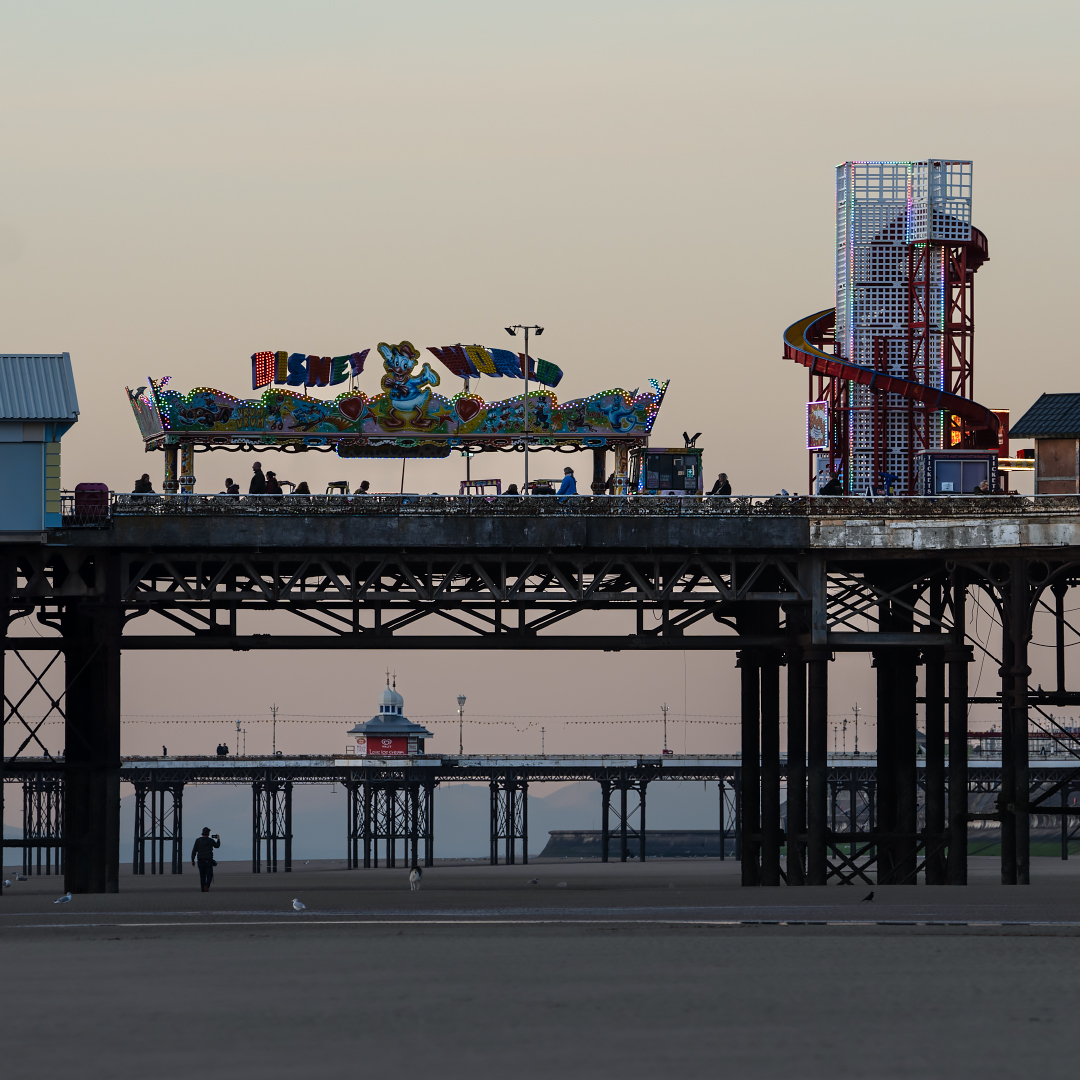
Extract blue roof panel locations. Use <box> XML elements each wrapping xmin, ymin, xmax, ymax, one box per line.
<box><xmin>0</xmin><ymin>354</ymin><xmax>80</xmax><ymax>421</ymax></box>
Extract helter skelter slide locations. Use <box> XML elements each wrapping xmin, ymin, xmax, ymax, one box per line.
<box><xmin>783</xmin><ymin>159</ymin><xmax>1006</xmax><ymax>496</ymax></box>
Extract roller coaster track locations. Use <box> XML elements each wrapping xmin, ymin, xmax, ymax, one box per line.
<box><xmin>783</xmin><ymin>308</ymin><xmax>1000</xmax><ymax>434</ymax></box>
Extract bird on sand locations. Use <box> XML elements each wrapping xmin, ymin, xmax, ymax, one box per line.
<box><xmin>409</xmin><ymin>867</ymin><xmax>422</xmax><ymax>891</ymax></box>
<box><xmin>2</xmin><ymin>880</ymin><xmax>9</xmax><ymax>888</ymax></box>
<box><xmin>556</xmin><ymin>882</ymin><xmax>568</xmax><ymax>888</ymax></box>
<box><xmin>14</xmin><ymin>873</ymin><xmax>27</xmax><ymax>881</ymax></box>
<box><xmin>862</xmin><ymin>891</ymin><xmax>875</xmax><ymax>902</ymax></box>
<box><xmin>527</xmin><ymin>878</ymin><xmax>539</xmax><ymax>885</ymax></box>
<box><xmin>54</xmin><ymin>892</ymin><xmax>72</xmax><ymax>904</ymax></box>
<box><xmin>292</xmin><ymin>898</ymin><xmax>306</xmax><ymax>913</ymax></box>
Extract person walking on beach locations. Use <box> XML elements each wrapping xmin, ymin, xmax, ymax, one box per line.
<box><xmin>191</xmin><ymin>827</ymin><xmax>221</xmax><ymax>892</ymax></box>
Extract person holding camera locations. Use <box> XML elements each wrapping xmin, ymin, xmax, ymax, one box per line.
<box><xmin>191</xmin><ymin>827</ymin><xmax>221</xmax><ymax>892</ymax></box>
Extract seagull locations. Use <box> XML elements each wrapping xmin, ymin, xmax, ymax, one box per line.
<box><xmin>292</xmin><ymin>898</ymin><xmax>306</xmax><ymax>913</ymax></box>
<box><xmin>862</xmin><ymin>891</ymin><xmax>875</xmax><ymax>902</ymax></box>
<box><xmin>2</xmin><ymin>880</ymin><xmax>10</xmax><ymax>888</ymax></box>
<box><xmin>556</xmin><ymin>881</ymin><xmax>568</xmax><ymax>888</ymax></box>
<box><xmin>54</xmin><ymin>892</ymin><xmax>72</xmax><ymax>904</ymax></box>
<box><xmin>14</xmin><ymin>873</ymin><xmax>27</xmax><ymax>881</ymax></box>
<box><xmin>527</xmin><ymin>878</ymin><xmax>539</xmax><ymax>885</ymax></box>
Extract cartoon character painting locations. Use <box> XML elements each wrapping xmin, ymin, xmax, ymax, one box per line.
<box><xmin>378</xmin><ymin>341</ymin><xmax>442</xmax><ymax>430</ymax></box>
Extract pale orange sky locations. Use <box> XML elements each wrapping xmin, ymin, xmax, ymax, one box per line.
<box><xmin>2</xmin><ymin>1</ymin><xmax>1077</xmax><ymax>765</ymax></box>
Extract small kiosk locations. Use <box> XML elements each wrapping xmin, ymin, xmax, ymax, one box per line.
<box><xmin>630</xmin><ymin>445</ymin><xmax>704</xmax><ymax>496</ymax></box>
<box><xmin>348</xmin><ymin>681</ymin><xmax>433</xmax><ymax>757</ymax></box>
<box><xmin>914</xmin><ymin>448</ymin><xmax>1000</xmax><ymax>495</ymax></box>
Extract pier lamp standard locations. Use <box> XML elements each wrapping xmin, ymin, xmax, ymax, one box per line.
<box><xmin>504</xmin><ymin>325</ymin><xmax>544</xmax><ymax>493</ymax></box>
<box><xmin>457</xmin><ymin>693</ymin><xmax>467</xmax><ymax>756</ymax></box>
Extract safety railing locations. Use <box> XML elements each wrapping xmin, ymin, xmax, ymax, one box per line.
<box><xmin>57</xmin><ymin>490</ymin><xmax>1080</xmax><ymax>525</ymax></box>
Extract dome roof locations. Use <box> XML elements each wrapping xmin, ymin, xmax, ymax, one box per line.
<box><xmin>379</xmin><ymin>683</ymin><xmax>404</xmax><ymax>709</ymax></box>
<box><xmin>347</xmin><ymin>677</ymin><xmax>433</xmax><ymax>738</ymax></box>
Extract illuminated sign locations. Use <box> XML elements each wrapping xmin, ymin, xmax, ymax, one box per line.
<box><xmin>807</xmin><ymin>401</ymin><xmax>829</xmax><ymax>450</ymax></box>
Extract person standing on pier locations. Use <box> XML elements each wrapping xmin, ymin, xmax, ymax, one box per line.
<box><xmin>191</xmin><ymin>827</ymin><xmax>221</xmax><ymax>892</ymax></box>
<box><xmin>249</xmin><ymin>461</ymin><xmax>267</xmax><ymax>495</ymax></box>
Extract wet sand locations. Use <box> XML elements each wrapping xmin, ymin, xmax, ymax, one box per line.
<box><xmin>1</xmin><ymin>857</ymin><xmax>1077</xmax><ymax>1078</ymax></box>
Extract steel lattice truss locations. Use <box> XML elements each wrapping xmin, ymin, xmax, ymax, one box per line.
<box><xmin>113</xmin><ymin>551</ymin><xmax>808</xmax><ymax>640</ymax></box>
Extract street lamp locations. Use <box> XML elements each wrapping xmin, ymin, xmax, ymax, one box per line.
<box><xmin>504</xmin><ymin>325</ymin><xmax>544</xmax><ymax>493</ymax></box>
<box><xmin>457</xmin><ymin>693</ymin><xmax>466</xmax><ymax>756</ymax></box>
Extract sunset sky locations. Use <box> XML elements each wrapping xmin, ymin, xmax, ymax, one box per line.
<box><xmin>2</xmin><ymin>0</ymin><xmax>1077</xmax><ymax>767</ymax></box>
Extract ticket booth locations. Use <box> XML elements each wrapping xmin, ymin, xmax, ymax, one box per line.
<box><xmin>915</xmin><ymin>449</ymin><xmax>1000</xmax><ymax>495</ymax></box>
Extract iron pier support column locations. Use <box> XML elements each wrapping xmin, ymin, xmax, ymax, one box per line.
<box><xmin>363</xmin><ymin>781</ymin><xmax>373</xmax><ymax>868</ymax></box>
<box><xmin>62</xmin><ymin>561</ymin><xmax>122</xmax><ymax>895</ymax></box>
<box><xmin>620</xmin><ymin>778</ymin><xmax>629</xmax><ymax>863</ymax></box>
<box><xmin>760</xmin><ymin>643</ymin><xmax>782</xmax><ymax>886</ymax></box>
<box><xmin>999</xmin><ymin>615</ymin><xmax>1017</xmax><ymax>885</ymax></box>
<box><xmin>875</xmin><ymin>645</ymin><xmax>897</xmax><ymax>883</ymax></box>
<box><xmin>895</xmin><ymin>595</ymin><xmax>918</xmax><ymax>886</ymax></box>
<box><xmin>424</xmin><ymin>778</ymin><xmax>436</xmax><ymax>868</ymax></box>
<box><xmin>923</xmin><ymin>581</ymin><xmax>947</xmax><ymax>885</ymax></box>
<box><xmin>785</xmin><ymin>649</ymin><xmax>807</xmax><ymax>885</ymax></box>
<box><xmin>284</xmin><ymin>781</ymin><xmax>293</xmax><ymax>872</ymax></box>
<box><xmin>638</xmin><ymin>780</ymin><xmax>646</xmax><ymax>863</ymax></box>
<box><xmin>600</xmin><ymin>779</ymin><xmax>611</xmax><ymax>862</ymax></box>
<box><xmin>806</xmin><ymin>647</ymin><xmax>829</xmax><ymax>886</ymax></box>
<box><xmin>737</xmin><ymin>647</ymin><xmax>760</xmax><ymax>885</ymax></box>
<box><xmin>1008</xmin><ymin>559</ymin><xmax>1031</xmax><ymax>885</ymax></box>
<box><xmin>1053</xmin><ymin>581</ymin><xmax>1068</xmax><ymax>694</ymax></box>
<box><xmin>946</xmin><ymin>585</ymin><xmax>971</xmax><ymax>885</ymax></box>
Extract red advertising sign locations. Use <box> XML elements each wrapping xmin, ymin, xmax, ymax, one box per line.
<box><xmin>359</xmin><ymin>736</ymin><xmax>412</xmax><ymax>757</ymax></box>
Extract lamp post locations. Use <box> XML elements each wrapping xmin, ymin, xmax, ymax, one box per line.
<box><xmin>504</xmin><ymin>324</ymin><xmax>544</xmax><ymax>493</ymax></box>
<box><xmin>457</xmin><ymin>693</ymin><xmax>466</xmax><ymax>756</ymax></box>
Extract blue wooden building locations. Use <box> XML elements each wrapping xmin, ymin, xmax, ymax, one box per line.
<box><xmin>0</xmin><ymin>353</ymin><xmax>79</xmax><ymax>532</ymax></box>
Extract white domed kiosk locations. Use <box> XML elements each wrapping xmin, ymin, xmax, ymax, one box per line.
<box><xmin>347</xmin><ymin>679</ymin><xmax>433</xmax><ymax>757</ymax></box>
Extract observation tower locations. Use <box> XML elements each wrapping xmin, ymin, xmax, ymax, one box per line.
<box><xmin>785</xmin><ymin>159</ymin><xmax>1002</xmax><ymax>495</ymax></box>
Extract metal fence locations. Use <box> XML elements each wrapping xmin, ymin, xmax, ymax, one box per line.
<box><xmin>58</xmin><ymin>490</ymin><xmax>1080</xmax><ymax>526</ymax></box>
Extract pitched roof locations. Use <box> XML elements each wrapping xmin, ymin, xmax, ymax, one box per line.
<box><xmin>0</xmin><ymin>354</ymin><xmax>80</xmax><ymax>421</ymax></box>
<box><xmin>1010</xmin><ymin>393</ymin><xmax>1080</xmax><ymax>438</ymax></box>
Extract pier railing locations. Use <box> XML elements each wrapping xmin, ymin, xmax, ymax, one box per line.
<box><xmin>58</xmin><ymin>491</ymin><xmax>1080</xmax><ymax>526</ymax></box>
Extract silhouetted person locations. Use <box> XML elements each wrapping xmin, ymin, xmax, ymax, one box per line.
<box><xmin>133</xmin><ymin>473</ymin><xmax>154</xmax><ymax>496</ymax></box>
<box><xmin>265</xmin><ymin>471</ymin><xmax>283</xmax><ymax>497</ymax></box>
<box><xmin>709</xmin><ymin>473</ymin><xmax>731</xmax><ymax>496</ymax></box>
<box><xmin>191</xmin><ymin>827</ymin><xmax>221</xmax><ymax>892</ymax></box>
<box><xmin>221</xmin><ymin>477</ymin><xmax>240</xmax><ymax>495</ymax></box>
<box><xmin>819</xmin><ymin>475</ymin><xmax>844</xmax><ymax>496</ymax></box>
<box><xmin>249</xmin><ymin>461</ymin><xmax>266</xmax><ymax>495</ymax></box>
<box><xmin>557</xmin><ymin>467</ymin><xmax>577</xmax><ymax>503</ymax></box>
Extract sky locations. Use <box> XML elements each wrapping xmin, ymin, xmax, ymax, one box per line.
<box><xmin>2</xmin><ymin>0</ymin><xmax>1079</xmax><ymax>773</ymax></box>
